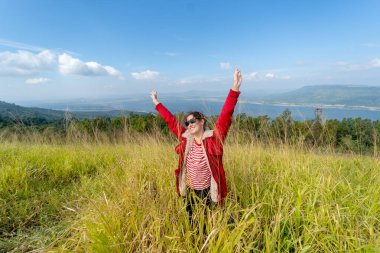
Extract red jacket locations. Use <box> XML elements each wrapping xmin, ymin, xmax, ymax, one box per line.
<box><xmin>155</xmin><ymin>89</ymin><xmax>240</xmax><ymax>205</ymax></box>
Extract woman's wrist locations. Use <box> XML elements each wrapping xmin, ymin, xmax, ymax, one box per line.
<box><xmin>232</xmin><ymin>84</ymin><xmax>240</xmax><ymax>91</ymax></box>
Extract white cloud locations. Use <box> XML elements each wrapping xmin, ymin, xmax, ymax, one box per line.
<box><xmin>246</xmin><ymin>72</ymin><xmax>258</xmax><ymax>80</ymax></box>
<box><xmin>336</xmin><ymin>58</ymin><xmax>380</xmax><ymax>71</ymax></box>
<box><xmin>178</xmin><ymin>79</ymin><xmax>193</xmax><ymax>85</ymax></box>
<box><xmin>220</xmin><ymin>62</ymin><xmax>230</xmax><ymax>70</ymax></box>
<box><xmin>58</xmin><ymin>53</ymin><xmax>123</xmax><ymax>79</ymax></box>
<box><xmin>0</xmin><ymin>46</ymin><xmax>125</xmax><ymax>81</ymax></box>
<box><xmin>0</xmin><ymin>50</ymin><xmax>56</xmax><ymax>75</ymax></box>
<box><xmin>264</xmin><ymin>73</ymin><xmax>275</xmax><ymax>80</ymax></box>
<box><xmin>244</xmin><ymin>71</ymin><xmax>291</xmax><ymax>81</ymax></box>
<box><xmin>336</xmin><ymin>61</ymin><xmax>348</xmax><ymax>67</ymax></box>
<box><xmin>370</xmin><ymin>58</ymin><xmax>380</xmax><ymax>68</ymax></box>
<box><xmin>25</xmin><ymin>77</ymin><xmax>50</xmax><ymax>84</ymax></box>
<box><xmin>335</xmin><ymin>61</ymin><xmax>362</xmax><ymax>71</ymax></box>
<box><xmin>131</xmin><ymin>70</ymin><xmax>160</xmax><ymax>80</ymax></box>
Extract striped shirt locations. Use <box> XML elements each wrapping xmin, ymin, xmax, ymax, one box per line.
<box><xmin>186</xmin><ymin>140</ymin><xmax>211</xmax><ymax>190</ymax></box>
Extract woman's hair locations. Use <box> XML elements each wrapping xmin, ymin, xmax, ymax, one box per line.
<box><xmin>185</xmin><ymin>111</ymin><xmax>207</xmax><ymax>129</ymax></box>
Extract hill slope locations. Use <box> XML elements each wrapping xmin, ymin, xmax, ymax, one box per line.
<box><xmin>0</xmin><ymin>101</ymin><xmax>65</xmax><ymax>121</ymax></box>
<box><xmin>0</xmin><ymin>101</ymin><xmax>137</xmax><ymax>122</ymax></box>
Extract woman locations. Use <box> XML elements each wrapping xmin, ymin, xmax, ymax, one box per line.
<box><xmin>150</xmin><ymin>69</ymin><xmax>242</xmax><ymax>218</ymax></box>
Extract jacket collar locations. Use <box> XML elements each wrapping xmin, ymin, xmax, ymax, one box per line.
<box><xmin>181</xmin><ymin>127</ymin><xmax>213</xmax><ymax>140</ymax></box>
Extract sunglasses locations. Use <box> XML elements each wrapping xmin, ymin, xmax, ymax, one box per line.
<box><xmin>184</xmin><ymin>118</ymin><xmax>197</xmax><ymax>127</ymax></box>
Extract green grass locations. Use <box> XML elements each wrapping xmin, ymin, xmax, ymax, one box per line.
<box><xmin>0</xmin><ymin>136</ymin><xmax>379</xmax><ymax>252</ymax></box>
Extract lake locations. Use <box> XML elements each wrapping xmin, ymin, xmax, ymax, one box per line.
<box><xmin>113</xmin><ymin>98</ymin><xmax>380</xmax><ymax>121</ymax></box>
<box><xmin>27</xmin><ymin>97</ymin><xmax>380</xmax><ymax>121</ymax></box>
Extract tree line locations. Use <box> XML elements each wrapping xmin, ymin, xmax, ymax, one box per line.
<box><xmin>0</xmin><ymin>110</ymin><xmax>379</xmax><ymax>155</ymax></box>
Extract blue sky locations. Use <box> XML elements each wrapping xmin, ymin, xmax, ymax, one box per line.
<box><xmin>0</xmin><ymin>0</ymin><xmax>380</xmax><ymax>102</ymax></box>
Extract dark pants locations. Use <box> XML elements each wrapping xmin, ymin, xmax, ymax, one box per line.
<box><xmin>184</xmin><ymin>187</ymin><xmax>212</xmax><ymax>222</ymax></box>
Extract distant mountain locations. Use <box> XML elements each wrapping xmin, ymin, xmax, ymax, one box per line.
<box><xmin>263</xmin><ymin>85</ymin><xmax>380</xmax><ymax>107</ymax></box>
<box><xmin>0</xmin><ymin>100</ymin><xmax>138</xmax><ymax>122</ymax></box>
<box><xmin>0</xmin><ymin>101</ymin><xmax>65</xmax><ymax>121</ymax></box>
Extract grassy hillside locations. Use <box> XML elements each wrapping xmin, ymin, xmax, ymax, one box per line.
<box><xmin>0</xmin><ymin>100</ymin><xmax>138</xmax><ymax>122</ymax></box>
<box><xmin>266</xmin><ymin>85</ymin><xmax>380</xmax><ymax>107</ymax></box>
<box><xmin>0</xmin><ymin>101</ymin><xmax>65</xmax><ymax>121</ymax></box>
<box><xmin>0</xmin><ymin>136</ymin><xmax>379</xmax><ymax>252</ymax></box>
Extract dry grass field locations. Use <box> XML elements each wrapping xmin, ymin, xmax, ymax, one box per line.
<box><xmin>0</xmin><ymin>135</ymin><xmax>379</xmax><ymax>252</ymax></box>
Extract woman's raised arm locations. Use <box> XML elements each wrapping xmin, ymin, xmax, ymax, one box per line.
<box><xmin>151</xmin><ymin>90</ymin><xmax>186</xmax><ymax>139</ymax></box>
<box><xmin>214</xmin><ymin>69</ymin><xmax>242</xmax><ymax>143</ymax></box>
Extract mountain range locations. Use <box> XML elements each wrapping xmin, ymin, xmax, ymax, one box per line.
<box><xmin>260</xmin><ymin>85</ymin><xmax>380</xmax><ymax>107</ymax></box>
<box><xmin>1</xmin><ymin>85</ymin><xmax>379</xmax><ymax>121</ymax></box>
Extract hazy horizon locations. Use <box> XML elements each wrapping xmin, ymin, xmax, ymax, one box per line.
<box><xmin>7</xmin><ymin>83</ymin><xmax>380</xmax><ymax>106</ymax></box>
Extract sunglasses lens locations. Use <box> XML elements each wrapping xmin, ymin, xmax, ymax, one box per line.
<box><xmin>185</xmin><ymin>118</ymin><xmax>197</xmax><ymax>127</ymax></box>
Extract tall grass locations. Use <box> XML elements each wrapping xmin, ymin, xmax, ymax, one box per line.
<box><xmin>0</xmin><ymin>134</ymin><xmax>379</xmax><ymax>252</ymax></box>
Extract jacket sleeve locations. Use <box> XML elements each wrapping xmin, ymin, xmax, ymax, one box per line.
<box><xmin>155</xmin><ymin>103</ymin><xmax>186</xmax><ymax>140</ymax></box>
<box><xmin>214</xmin><ymin>89</ymin><xmax>241</xmax><ymax>143</ymax></box>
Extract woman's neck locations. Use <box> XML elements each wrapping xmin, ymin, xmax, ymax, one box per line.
<box><xmin>193</xmin><ymin>130</ymin><xmax>204</xmax><ymax>143</ymax></box>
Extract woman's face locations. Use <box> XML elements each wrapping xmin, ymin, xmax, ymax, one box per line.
<box><xmin>186</xmin><ymin>114</ymin><xmax>204</xmax><ymax>136</ymax></box>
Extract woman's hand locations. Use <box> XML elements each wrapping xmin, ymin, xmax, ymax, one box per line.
<box><xmin>232</xmin><ymin>69</ymin><xmax>242</xmax><ymax>91</ymax></box>
<box><xmin>150</xmin><ymin>90</ymin><xmax>160</xmax><ymax>106</ymax></box>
